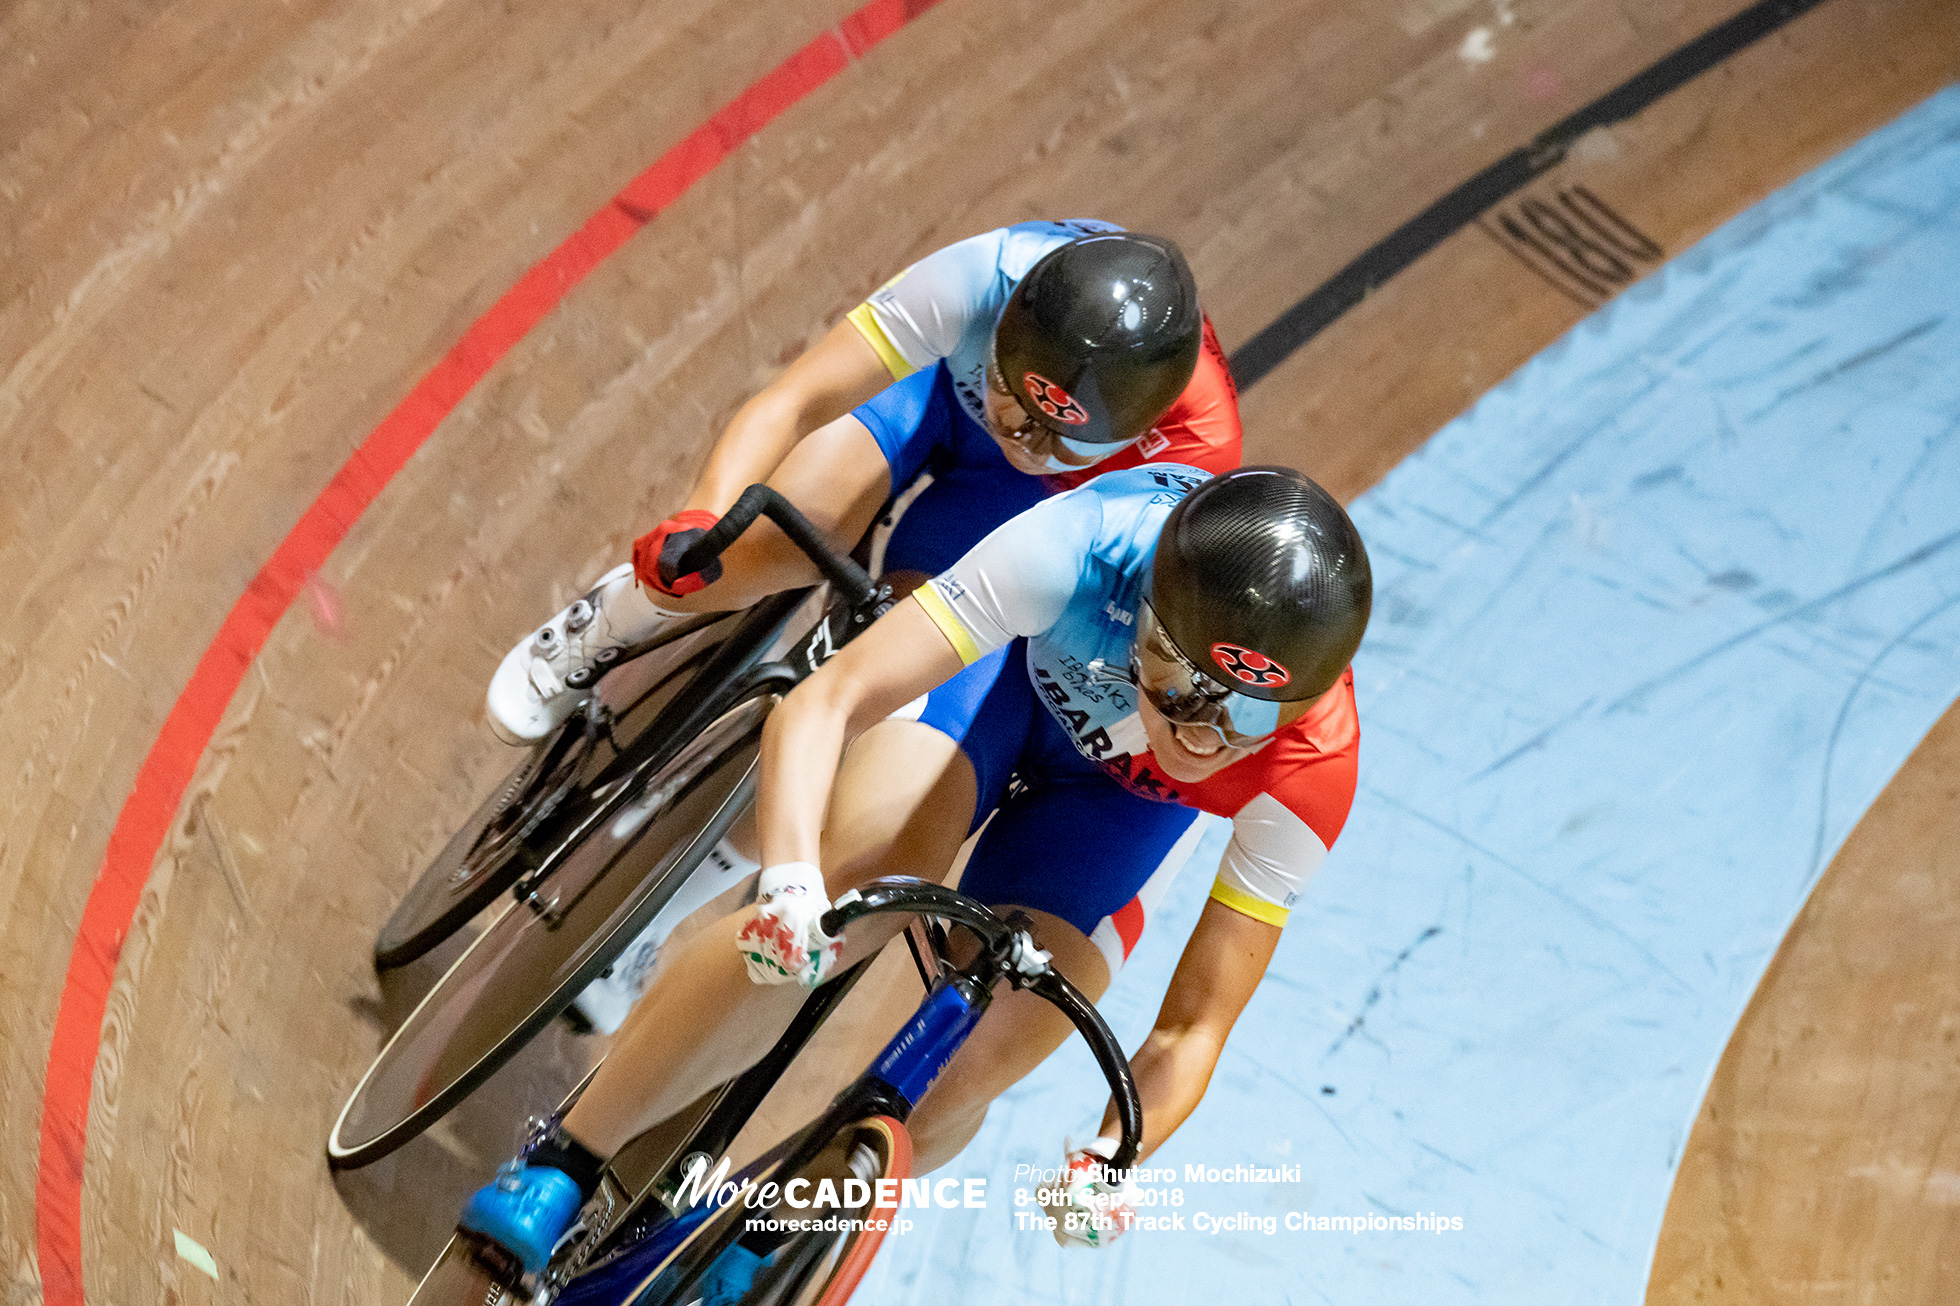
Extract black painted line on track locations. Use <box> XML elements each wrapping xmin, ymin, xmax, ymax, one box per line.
<box><xmin>1230</xmin><ymin>0</ymin><xmax>1832</xmax><ymax>387</ymax></box>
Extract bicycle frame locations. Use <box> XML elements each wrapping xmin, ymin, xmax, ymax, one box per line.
<box><xmin>528</xmin><ymin>483</ymin><xmax>895</xmax><ymax>879</ymax></box>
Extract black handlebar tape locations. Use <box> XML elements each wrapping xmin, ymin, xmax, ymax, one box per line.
<box><xmin>1029</xmin><ymin>969</ymin><xmax>1144</xmax><ymax>1173</ymax></box>
<box><xmin>821</xmin><ymin>880</ymin><xmax>1145</xmax><ymax>1172</ymax></box>
<box><xmin>674</xmin><ymin>485</ymin><xmax>877</xmax><ymax>607</ymax></box>
<box><xmin>820</xmin><ymin>878</ymin><xmax>975</xmax><ymax>938</ymax></box>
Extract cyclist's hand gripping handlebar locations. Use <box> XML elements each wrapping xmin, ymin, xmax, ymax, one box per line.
<box><xmin>673</xmin><ymin>484</ymin><xmax>878</xmax><ymax>608</ymax></box>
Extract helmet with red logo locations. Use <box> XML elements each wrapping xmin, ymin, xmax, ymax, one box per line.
<box><xmin>1147</xmin><ymin>466</ymin><xmax>1372</xmax><ymax>707</ymax></box>
<box><xmin>992</xmin><ymin>232</ymin><xmax>1202</xmax><ymax>450</ymax></box>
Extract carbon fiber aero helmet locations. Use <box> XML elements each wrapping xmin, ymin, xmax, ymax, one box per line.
<box><xmin>1149</xmin><ymin>466</ymin><xmax>1373</xmax><ymax>704</ymax></box>
<box><xmin>993</xmin><ymin>233</ymin><xmax>1202</xmax><ymax>448</ymax></box>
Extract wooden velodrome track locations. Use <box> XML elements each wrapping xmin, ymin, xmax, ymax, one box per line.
<box><xmin>3</xmin><ymin>0</ymin><xmax>1957</xmax><ymax>1301</ymax></box>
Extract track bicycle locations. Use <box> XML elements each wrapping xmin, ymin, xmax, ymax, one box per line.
<box><xmin>330</xmin><ymin>488</ymin><xmax>893</xmax><ymax>1168</ymax></box>
<box><xmin>404</xmin><ymin>878</ymin><xmax>1146</xmax><ymax>1306</ymax></box>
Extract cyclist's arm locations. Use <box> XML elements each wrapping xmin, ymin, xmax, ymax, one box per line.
<box><xmin>1095</xmin><ymin>897</ymin><xmax>1282</xmax><ymax>1158</ymax></box>
<box><xmin>684</xmin><ymin>319</ymin><xmax>892</xmax><ymax>516</ymax></box>
<box><xmin>756</xmin><ymin>486</ymin><xmax>1098</xmax><ymax>863</ymax></box>
<box><xmin>757</xmin><ymin>595</ymin><xmax>967</xmax><ymax>868</ymax></box>
<box><xmin>685</xmin><ymin>227</ymin><xmax>1008</xmax><ymax>515</ymax></box>
<box><xmin>1095</xmin><ymin>741</ymin><xmax>1349</xmax><ymax>1155</ymax></box>
<box><xmin>651</xmin><ymin>408</ymin><xmax>897</xmax><ymax>613</ymax></box>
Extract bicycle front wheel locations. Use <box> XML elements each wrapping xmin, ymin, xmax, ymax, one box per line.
<box><xmin>564</xmin><ymin>1115</ymin><xmax>911</xmax><ymax>1306</ymax></box>
<box><xmin>744</xmin><ymin>1116</ymin><xmax>911</xmax><ymax>1306</ymax></box>
<box><xmin>328</xmin><ymin>688</ymin><xmax>775</xmax><ymax>1168</ymax></box>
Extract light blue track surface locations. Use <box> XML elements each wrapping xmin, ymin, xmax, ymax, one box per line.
<box><xmin>866</xmin><ymin>85</ymin><xmax>1960</xmax><ymax>1303</ymax></box>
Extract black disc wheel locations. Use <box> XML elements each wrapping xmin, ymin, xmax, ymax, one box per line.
<box><xmin>329</xmin><ymin>688</ymin><xmax>776</xmax><ymax>1168</ymax></box>
<box><xmin>371</xmin><ymin>613</ymin><xmax>744</xmax><ymax>970</ymax></box>
<box><xmin>372</xmin><ymin>721</ymin><xmax>584</xmax><ymax>969</ymax></box>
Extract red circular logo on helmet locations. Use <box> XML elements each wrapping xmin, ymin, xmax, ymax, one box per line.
<box><xmin>1021</xmin><ymin>372</ymin><xmax>1090</xmax><ymax>426</ymax></box>
<box><xmin>1210</xmin><ymin>643</ymin><xmax>1291</xmax><ymax>688</ymax></box>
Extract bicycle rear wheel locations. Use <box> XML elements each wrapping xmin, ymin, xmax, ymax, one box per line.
<box><xmin>328</xmin><ymin>688</ymin><xmax>776</xmax><ymax>1168</ymax></box>
<box><xmin>373</xmin><ymin>614</ymin><xmax>744</xmax><ymax>969</ymax></box>
<box><xmin>372</xmin><ymin>720</ymin><xmax>580</xmax><ymax>969</ymax></box>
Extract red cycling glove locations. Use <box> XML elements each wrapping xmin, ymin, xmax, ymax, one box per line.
<box><xmin>633</xmin><ymin>508</ymin><xmax>723</xmax><ymax>597</ymax></box>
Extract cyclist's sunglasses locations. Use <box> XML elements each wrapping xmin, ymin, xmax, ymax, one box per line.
<box><xmin>1129</xmin><ymin>600</ymin><xmax>1287</xmax><ymax>751</ymax></box>
<box><xmin>985</xmin><ymin>361</ymin><xmax>1133</xmax><ymax>472</ymax></box>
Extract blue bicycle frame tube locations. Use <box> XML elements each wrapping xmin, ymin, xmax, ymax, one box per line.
<box><xmin>869</xmin><ymin>976</ymin><xmax>986</xmax><ymax>1110</ymax></box>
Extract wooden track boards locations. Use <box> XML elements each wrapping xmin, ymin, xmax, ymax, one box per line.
<box><xmin>2</xmin><ymin>1</ymin><xmax>1957</xmax><ymax>1303</ymax></box>
<box><xmin>1230</xmin><ymin>0</ymin><xmax>1960</xmax><ymax>497</ymax></box>
<box><xmin>1647</xmin><ymin>699</ymin><xmax>1960</xmax><ymax>1304</ymax></box>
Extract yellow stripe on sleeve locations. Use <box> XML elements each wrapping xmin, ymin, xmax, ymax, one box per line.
<box><xmin>846</xmin><ymin>303</ymin><xmax>918</xmax><ymax>381</ymax></box>
<box><xmin>912</xmin><ymin>585</ymin><xmax>984</xmax><ymax>665</ymax></box>
<box><xmin>1208</xmin><ymin>877</ymin><xmax>1291</xmax><ymax>927</ymax></box>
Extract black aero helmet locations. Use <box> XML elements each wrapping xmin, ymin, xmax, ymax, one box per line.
<box><xmin>993</xmin><ymin>232</ymin><xmax>1202</xmax><ymax>448</ymax></box>
<box><xmin>1149</xmin><ymin>467</ymin><xmax>1373</xmax><ymax>703</ymax></box>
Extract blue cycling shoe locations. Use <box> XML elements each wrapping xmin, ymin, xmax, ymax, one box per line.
<box><xmin>459</xmin><ymin>1163</ymin><xmax>583</xmax><ymax>1276</ymax></box>
<box><xmin>696</xmin><ymin>1243</ymin><xmax>765</xmax><ymax>1306</ymax></box>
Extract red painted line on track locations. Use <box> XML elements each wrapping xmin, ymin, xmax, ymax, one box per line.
<box><xmin>32</xmin><ymin>2</ymin><xmax>941</xmax><ymax>1300</ymax></box>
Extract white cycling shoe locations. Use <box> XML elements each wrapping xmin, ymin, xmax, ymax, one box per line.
<box><xmin>486</xmin><ymin>563</ymin><xmax>679</xmax><ymax>745</ymax></box>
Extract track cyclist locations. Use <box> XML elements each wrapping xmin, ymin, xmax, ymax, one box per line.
<box><xmin>485</xmin><ymin>219</ymin><xmax>1241</xmax><ymax>747</ymax></box>
<box><xmin>460</xmin><ymin>463</ymin><xmax>1371</xmax><ymax>1279</ymax></box>
<box><xmin>483</xmin><ymin>220</ymin><xmax>1241</xmax><ymax>1029</ymax></box>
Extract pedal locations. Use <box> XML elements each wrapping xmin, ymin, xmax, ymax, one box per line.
<box><xmin>405</xmin><ymin>1231</ymin><xmax>524</xmax><ymax>1306</ymax></box>
<box><xmin>531</xmin><ymin>1171</ymin><xmax>633</xmax><ymax>1297</ymax></box>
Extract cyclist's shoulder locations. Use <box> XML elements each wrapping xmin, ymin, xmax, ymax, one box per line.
<box><xmin>955</xmin><ymin>464</ymin><xmax>1209</xmax><ymax>634</ymax></box>
<box><xmin>1150</xmin><ymin>317</ymin><xmax>1242</xmax><ymax>465</ymax></box>
<box><xmin>864</xmin><ymin>222</ymin><xmax>1116</xmax><ymax>358</ymax></box>
<box><xmin>940</xmin><ymin>218</ymin><xmax>1128</xmax><ymax>298</ymax></box>
<box><xmin>994</xmin><ymin>217</ymin><xmax>1124</xmax><ymax>268</ymax></box>
<box><xmin>925</xmin><ymin>219</ymin><xmax>1127</xmax><ymax>302</ymax></box>
<box><xmin>1022</xmin><ymin>464</ymin><xmax>1206</xmax><ymax>612</ymax></box>
<box><xmin>1072</xmin><ymin>462</ymin><xmax>1210</xmax><ymax>539</ymax></box>
<box><xmin>900</xmin><ymin>219</ymin><xmax>1118</xmax><ymax>289</ymax></box>
<box><xmin>1067</xmin><ymin>460</ymin><xmax>1209</xmax><ymax>501</ymax></box>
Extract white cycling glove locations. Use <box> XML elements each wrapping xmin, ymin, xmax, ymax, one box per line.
<box><xmin>735</xmin><ymin>861</ymin><xmax>843</xmax><ymax>988</ymax></box>
<box><xmin>1042</xmin><ymin>1136</ymin><xmax>1137</xmax><ymax>1250</ymax></box>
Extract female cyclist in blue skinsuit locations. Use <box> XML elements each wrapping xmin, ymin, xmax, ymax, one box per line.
<box><xmin>464</xmin><ymin>465</ymin><xmax>1373</xmax><ymax>1277</ymax></box>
